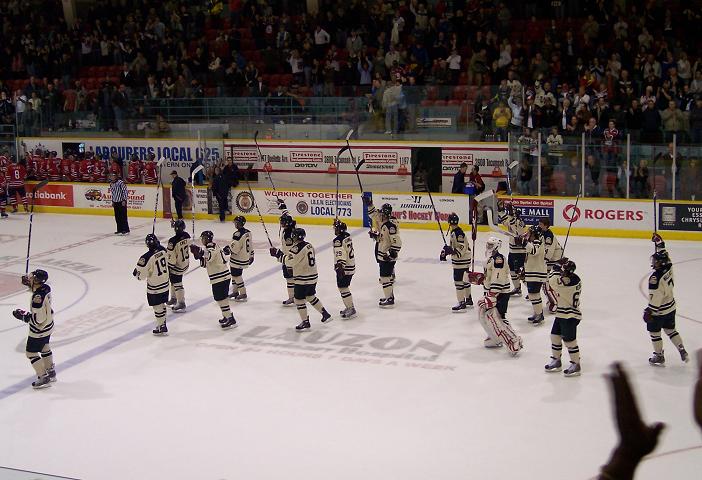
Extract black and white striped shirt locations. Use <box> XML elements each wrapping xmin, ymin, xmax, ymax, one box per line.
<box><xmin>110</xmin><ymin>179</ymin><xmax>128</xmax><ymax>203</ymax></box>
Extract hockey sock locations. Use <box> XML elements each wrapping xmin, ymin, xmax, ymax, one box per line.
<box><xmin>380</xmin><ymin>276</ymin><xmax>393</xmax><ymax>298</ymax></box>
<box><xmin>27</xmin><ymin>353</ymin><xmax>46</xmax><ymax>377</ymax></box>
<box><xmin>463</xmin><ymin>283</ymin><xmax>472</xmax><ymax>302</ymax></box>
<box><xmin>564</xmin><ymin>340</ymin><xmax>580</xmax><ymax>363</ymax></box>
<box><xmin>295</xmin><ymin>298</ymin><xmax>308</xmax><ymax>321</ymax></box>
<box><xmin>510</xmin><ymin>271</ymin><xmax>520</xmax><ymax>290</ymax></box>
<box><xmin>216</xmin><ymin>299</ymin><xmax>233</xmax><ymax>319</ymax></box>
<box><xmin>169</xmin><ymin>284</ymin><xmax>175</xmax><ymax>301</ymax></box>
<box><xmin>175</xmin><ymin>284</ymin><xmax>185</xmax><ymax>304</ymax></box>
<box><xmin>528</xmin><ymin>292</ymin><xmax>543</xmax><ymax>315</ymax></box>
<box><xmin>154</xmin><ymin>303</ymin><xmax>167</xmax><ymax>327</ymax></box>
<box><xmin>286</xmin><ymin>282</ymin><xmax>294</xmax><ymax>300</ymax></box>
<box><xmin>339</xmin><ymin>288</ymin><xmax>354</xmax><ymax>309</ymax></box>
<box><xmin>663</xmin><ymin>328</ymin><xmax>684</xmax><ymax>350</ymax></box>
<box><xmin>307</xmin><ymin>296</ymin><xmax>325</xmax><ymax>314</ymax></box>
<box><xmin>650</xmin><ymin>332</ymin><xmax>663</xmax><ymax>353</ymax></box>
<box><xmin>233</xmin><ymin>276</ymin><xmax>246</xmax><ymax>296</ymax></box>
<box><xmin>40</xmin><ymin>348</ymin><xmax>53</xmax><ymax>372</ymax></box>
<box><xmin>454</xmin><ymin>281</ymin><xmax>465</xmax><ymax>302</ymax></box>
<box><xmin>550</xmin><ymin>334</ymin><xmax>563</xmax><ymax>359</ymax></box>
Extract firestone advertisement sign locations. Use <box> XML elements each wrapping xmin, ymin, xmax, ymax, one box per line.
<box><xmin>441</xmin><ymin>146</ymin><xmax>510</xmax><ymax>193</ymax></box>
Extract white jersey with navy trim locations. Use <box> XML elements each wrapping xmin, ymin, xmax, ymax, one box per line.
<box><xmin>548</xmin><ymin>270</ymin><xmax>582</xmax><ymax>320</ymax></box>
<box><xmin>449</xmin><ymin>226</ymin><xmax>472</xmax><ymax>269</ymax></box>
<box><xmin>498</xmin><ymin>212</ymin><xmax>528</xmax><ymax>253</ymax></box>
<box><xmin>28</xmin><ymin>284</ymin><xmax>54</xmax><ymax>339</ymax></box>
<box><xmin>333</xmin><ymin>232</ymin><xmax>355</xmax><ymax>275</ymax></box>
<box><xmin>286</xmin><ymin>241</ymin><xmax>318</xmax><ymax>285</ymax></box>
<box><xmin>524</xmin><ymin>238</ymin><xmax>547</xmax><ymax>283</ymax></box>
<box><xmin>542</xmin><ymin>229</ymin><xmax>564</xmax><ymax>268</ymax></box>
<box><xmin>167</xmin><ymin>231</ymin><xmax>191</xmax><ymax>275</ymax></box>
<box><xmin>484</xmin><ymin>252</ymin><xmax>512</xmax><ymax>294</ymax></box>
<box><xmin>135</xmin><ymin>247</ymin><xmax>170</xmax><ymax>295</ymax></box>
<box><xmin>648</xmin><ymin>243</ymin><xmax>675</xmax><ymax>316</ymax></box>
<box><xmin>202</xmin><ymin>242</ymin><xmax>231</xmax><ymax>285</ymax></box>
<box><xmin>230</xmin><ymin>228</ymin><xmax>253</xmax><ymax>269</ymax></box>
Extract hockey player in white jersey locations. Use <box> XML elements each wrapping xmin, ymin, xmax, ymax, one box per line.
<box><xmin>498</xmin><ymin>201</ymin><xmax>528</xmax><ymax>295</ymax></box>
<box><xmin>270</xmin><ymin>200</ymin><xmax>296</xmax><ymax>306</ymax></box>
<box><xmin>166</xmin><ymin>219</ymin><xmax>191</xmax><ymax>312</ymax></box>
<box><xmin>190</xmin><ymin>230</ymin><xmax>237</xmax><ymax>329</ymax></box>
<box><xmin>133</xmin><ymin>234</ymin><xmax>170</xmax><ymax>336</ymax></box>
<box><xmin>469</xmin><ymin>237</ymin><xmax>522</xmax><ymax>355</ymax></box>
<box><xmin>644</xmin><ymin>234</ymin><xmax>689</xmax><ymax>366</ymax></box>
<box><xmin>13</xmin><ymin>269</ymin><xmax>56</xmax><ymax>388</ymax></box>
<box><xmin>364</xmin><ymin>197</ymin><xmax>402</xmax><ymax>307</ymax></box>
<box><xmin>539</xmin><ymin>217</ymin><xmax>562</xmax><ymax>313</ymax></box>
<box><xmin>544</xmin><ymin>258</ymin><xmax>583</xmax><ymax>377</ymax></box>
<box><xmin>439</xmin><ymin>213</ymin><xmax>473</xmax><ymax>312</ymax></box>
<box><xmin>229</xmin><ymin>215</ymin><xmax>253</xmax><ymax>302</ymax></box>
<box><xmin>333</xmin><ymin>219</ymin><xmax>356</xmax><ymax>319</ymax></box>
<box><xmin>522</xmin><ymin>224</ymin><xmax>547</xmax><ymax>325</ymax></box>
<box><xmin>272</xmin><ymin>227</ymin><xmax>332</xmax><ymax>331</ymax></box>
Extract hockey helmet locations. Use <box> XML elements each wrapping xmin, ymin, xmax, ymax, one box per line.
<box><xmin>485</xmin><ymin>236</ymin><xmax>502</xmax><ymax>258</ymax></box>
<box><xmin>31</xmin><ymin>269</ymin><xmax>49</xmax><ymax>284</ymax></box>
<box><xmin>447</xmin><ymin>212</ymin><xmax>460</xmax><ymax>226</ymax></box>
<box><xmin>529</xmin><ymin>224</ymin><xmax>543</xmax><ymax>238</ymax></box>
<box><xmin>200</xmin><ymin>230</ymin><xmax>214</xmax><ymax>245</ymax></box>
<box><xmin>145</xmin><ymin>233</ymin><xmax>160</xmax><ymax>249</ymax></box>
<box><xmin>561</xmin><ymin>259</ymin><xmax>576</xmax><ymax>275</ymax></box>
<box><xmin>234</xmin><ymin>215</ymin><xmax>246</xmax><ymax>228</ymax></box>
<box><xmin>333</xmin><ymin>219</ymin><xmax>347</xmax><ymax>235</ymax></box>
<box><xmin>650</xmin><ymin>250</ymin><xmax>670</xmax><ymax>269</ymax></box>
<box><xmin>172</xmin><ymin>219</ymin><xmax>186</xmax><ymax>232</ymax></box>
<box><xmin>280</xmin><ymin>213</ymin><xmax>295</xmax><ymax>228</ymax></box>
<box><xmin>380</xmin><ymin>203</ymin><xmax>393</xmax><ymax>217</ymax></box>
<box><xmin>291</xmin><ymin>227</ymin><xmax>306</xmax><ymax>242</ymax></box>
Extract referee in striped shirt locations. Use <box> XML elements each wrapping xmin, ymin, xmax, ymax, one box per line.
<box><xmin>109</xmin><ymin>173</ymin><xmax>130</xmax><ymax>235</ymax></box>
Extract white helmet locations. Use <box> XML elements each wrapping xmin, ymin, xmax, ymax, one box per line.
<box><xmin>485</xmin><ymin>236</ymin><xmax>502</xmax><ymax>258</ymax></box>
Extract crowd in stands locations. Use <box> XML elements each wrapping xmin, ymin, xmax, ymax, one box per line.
<box><xmin>0</xmin><ymin>0</ymin><xmax>701</xmax><ymax>137</ymax></box>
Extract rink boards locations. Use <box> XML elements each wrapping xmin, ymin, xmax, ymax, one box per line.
<box><xmin>24</xmin><ymin>181</ymin><xmax>702</xmax><ymax>241</ymax></box>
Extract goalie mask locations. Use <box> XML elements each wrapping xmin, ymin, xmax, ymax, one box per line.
<box><xmin>485</xmin><ymin>236</ymin><xmax>502</xmax><ymax>259</ymax></box>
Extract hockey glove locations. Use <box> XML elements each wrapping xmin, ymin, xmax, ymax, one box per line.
<box><xmin>20</xmin><ymin>275</ymin><xmax>30</xmax><ymax>287</ymax></box>
<box><xmin>269</xmin><ymin>247</ymin><xmax>280</xmax><ymax>257</ymax></box>
<box><xmin>468</xmin><ymin>271</ymin><xmax>485</xmax><ymax>285</ymax></box>
<box><xmin>132</xmin><ymin>268</ymin><xmax>139</xmax><ymax>278</ymax></box>
<box><xmin>517</xmin><ymin>267</ymin><xmax>526</xmax><ymax>282</ymax></box>
<box><xmin>442</xmin><ymin>245</ymin><xmax>455</xmax><ymax>256</ymax></box>
<box><xmin>13</xmin><ymin>309</ymin><xmax>31</xmax><ymax>322</ymax></box>
<box><xmin>643</xmin><ymin>308</ymin><xmax>652</xmax><ymax>323</ymax></box>
<box><xmin>222</xmin><ymin>245</ymin><xmax>231</xmax><ymax>256</ymax></box>
<box><xmin>388</xmin><ymin>249</ymin><xmax>398</xmax><ymax>260</ymax></box>
<box><xmin>439</xmin><ymin>251</ymin><xmax>447</xmax><ymax>262</ymax></box>
<box><xmin>249</xmin><ymin>254</ymin><xmax>255</xmax><ymax>265</ymax></box>
<box><xmin>652</xmin><ymin>233</ymin><xmax>663</xmax><ymax>244</ymax></box>
<box><xmin>362</xmin><ymin>195</ymin><xmax>372</xmax><ymax>206</ymax></box>
<box><xmin>277</xmin><ymin>199</ymin><xmax>287</xmax><ymax>211</ymax></box>
<box><xmin>190</xmin><ymin>244</ymin><xmax>204</xmax><ymax>260</ymax></box>
<box><xmin>335</xmin><ymin>262</ymin><xmax>345</xmax><ymax>275</ymax></box>
<box><xmin>368</xmin><ymin>230</ymin><xmax>379</xmax><ymax>241</ymax></box>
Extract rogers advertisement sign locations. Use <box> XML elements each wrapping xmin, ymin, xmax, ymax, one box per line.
<box><xmin>557</xmin><ymin>199</ymin><xmax>649</xmax><ymax>230</ymax></box>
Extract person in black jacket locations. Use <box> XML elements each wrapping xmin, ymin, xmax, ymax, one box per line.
<box><xmin>452</xmin><ymin>162</ymin><xmax>468</xmax><ymax>193</ymax></box>
<box><xmin>211</xmin><ymin>166</ymin><xmax>229</xmax><ymax>222</ymax></box>
<box><xmin>170</xmin><ymin>171</ymin><xmax>187</xmax><ymax>220</ymax></box>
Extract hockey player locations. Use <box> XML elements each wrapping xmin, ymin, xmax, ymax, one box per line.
<box><xmin>0</xmin><ymin>169</ymin><xmax>8</xmax><ymax>218</ymax></box>
<box><xmin>270</xmin><ymin>200</ymin><xmax>296</xmax><ymax>306</ymax></box>
<box><xmin>13</xmin><ymin>269</ymin><xmax>56</xmax><ymax>389</ymax></box>
<box><xmin>544</xmin><ymin>258</ymin><xmax>583</xmax><ymax>376</ymax></box>
<box><xmin>333</xmin><ymin>219</ymin><xmax>356</xmax><ymax>319</ymax></box>
<box><xmin>539</xmin><ymin>217</ymin><xmax>562</xmax><ymax>312</ymax></box>
<box><xmin>365</xmin><ymin>198</ymin><xmax>402</xmax><ymax>307</ymax></box>
<box><xmin>93</xmin><ymin>156</ymin><xmax>107</xmax><ymax>183</ymax></box>
<box><xmin>7</xmin><ymin>157</ymin><xmax>28</xmax><ymax>213</ymax></box>
<box><xmin>69</xmin><ymin>155</ymin><xmax>80</xmax><ymax>182</ymax></box>
<box><xmin>645</xmin><ymin>234</ymin><xmax>689</xmax><ymax>366</ymax></box>
<box><xmin>79</xmin><ymin>154</ymin><xmax>93</xmax><ymax>182</ymax></box>
<box><xmin>229</xmin><ymin>215</ymin><xmax>254</xmax><ymax>302</ymax></box>
<box><xmin>166</xmin><ymin>219</ymin><xmax>191</xmax><ymax>312</ymax></box>
<box><xmin>272</xmin><ymin>227</ymin><xmax>331</xmax><ymax>331</ymax></box>
<box><xmin>143</xmin><ymin>155</ymin><xmax>158</xmax><ymax>184</ymax></box>
<box><xmin>469</xmin><ymin>237</ymin><xmax>522</xmax><ymax>354</ymax></box>
<box><xmin>133</xmin><ymin>234</ymin><xmax>170</xmax><ymax>335</ymax></box>
<box><xmin>440</xmin><ymin>213</ymin><xmax>473</xmax><ymax>312</ymax></box>
<box><xmin>126</xmin><ymin>155</ymin><xmax>142</xmax><ymax>184</ymax></box>
<box><xmin>60</xmin><ymin>155</ymin><xmax>72</xmax><ymax>181</ymax></box>
<box><xmin>190</xmin><ymin>230</ymin><xmax>238</xmax><ymax>329</ymax></box>
<box><xmin>47</xmin><ymin>153</ymin><xmax>61</xmax><ymax>182</ymax></box>
<box><xmin>498</xmin><ymin>201</ymin><xmax>528</xmax><ymax>295</ymax></box>
<box><xmin>523</xmin><ymin>224</ymin><xmax>547</xmax><ymax>325</ymax></box>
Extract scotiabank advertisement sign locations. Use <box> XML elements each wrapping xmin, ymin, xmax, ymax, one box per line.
<box><xmin>27</xmin><ymin>184</ymin><xmax>74</xmax><ymax>207</ymax></box>
<box><xmin>555</xmin><ymin>199</ymin><xmax>651</xmax><ymax>230</ymax></box>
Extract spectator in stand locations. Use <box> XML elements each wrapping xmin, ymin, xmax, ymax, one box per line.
<box><xmin>689</xmin><ymin>97</ymin><xmax>702</xmax><ymax>144</ymax></box>
<box><xmin>469</xmin><ymin>166</ymin><xmax>485</xmax><ymax>195</ymax></box>
<box><xmin>585</xmin><ymin>154</ymin><xmax>601</xmax><ymax>197</ymax></box>
<box><xmin>446</xmin><ymin>49</ymin><xmax>461</xmax><ymax>85</ymax></box>
<box><xmin>492</xmin><ymin>101</ymin><xmax>511</xmax><ymax>141</ymax></box>
<box><xmin>522</xmin><ymin>96</ymin><xmax>540</xmax><ymax>129</ymax></box>
<box><xmin>507</xmin><ymin>95</ymin><xmax>523</xmax><ymax>132</ymax></box>
<box><xmin>518</xmin><ymin>157</ymin><xmax>533</xmax><ymax>195</ymax></box>
<box><xmin>640</xmin><ymin>99</ymin><xmax>662</xmax><ymax>143</ymax></box>
<box><xmin>451</xmin><ymin>163</ymin><xmax>467</xmax><ymax>194</ymax></box>
<box><xmin>631</xmin><ymin>159</ymin><xmax>650</xmax><ymax>199</ymax></box>
<box><xmin>660</xmin><ymin>100</ymin><xmax>686</xmax><ymax>142</ymax></box>
<box><xmin>382</xmin><ymin>79</ymin><xmax>401</xmax><ymax>135</ymax></box>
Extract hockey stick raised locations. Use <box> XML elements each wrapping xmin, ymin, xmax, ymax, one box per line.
<box><xmin>560</xmin><ymin>185</ymin><xmax>582</xmax><ymax>258</ymax></box>
<box><xmin>345</xmin><ymin>130</ymin><xmax>365</xmax><ymax>192</ymax></box>
<box><xmin>254</xmin><ymin>130</ymin><xmax>279</xmax><ymax>201</ymax></box>
<box><xmin>470</xmin><ymin>196</ymin><xmax>478</xmax><ymax>271</ymax></box>
<box><xmin>334</xmin><ymin>145</ymin><xmax>349</xmax><ymax>220</ymax></box>
<box><xmin>25</xmin><ymin>179</ymin><xmax>49</xmax><ymax>274</ymax></box>
<box><xmin>152</xmin><ymin>157</ymin><xmax>166</xmax><ymax>235</ymax></box>
<box><xmin>244</xmin><ymin>164</ymin><xmax>274</xmax><ymax>248</ymax></box>
<box><xmin>190</xmin><ymin>165</ymin><xmax>204</xmax><ymax>237</ymax></box>
<box><xmin>425</xmin><ymin>180</ymin><xmax>447</xmax><ymax>246</ymax></box>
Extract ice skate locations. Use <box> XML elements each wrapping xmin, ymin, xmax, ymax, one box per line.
<box><xmin>465</xmin><ymin>295</ymin><xmax>473</xmax><ymax>306</ymax></box>
<box><xmin>152</xmin><ymin>323</ymin><xmax>168</xmax><ymax>336</ymax></box>
<box><xmin>282</xmin><ymin>298</ymin><xmax>295</xmax><ymax>307</ymax></box>
<box><xmin>451</xmin><ymin>301</ymin><xmax>466</xmax><ymax>313</ymax></box>
<box><xmin>0</xmin><ymin>212</ymin><xmax>8</xmax><ymax>218</ymax></box>
<box><xmin>649</xmin><ymin>352</ymin><xmax>665</xmax><ymax>366</ymax></box>
<box><xmin>379</xmin><ymin>297</ymin><xmax>395</xmax><ymax>308</ymax></box>
<box><xmin>484</xmin><ymin>337</ymin><xmax>503</xmax><ymax>349</ymax></box>
<box><xmin>340</xmin><ymin>307</ymin><xmax>357</xmax><ymax>319</ymax></box>
<box><xmin>32</xmin><ymin>375</ymin><xmax>51</xmax><ymax>389</ymax></box>
<box><xmin>321</xmin><ymin>309</ymin><xmax>333</xmax><ymax>324</ymax></box>
<box><xmin>295</xmin><ymin>319</ymin><xmax>311</xmax><ymax>331</ymax></box>
<box><xmin>234</xmin><ymin>293</ymin><xmax>248</xmax><ymax>302</ymax></box>
<box><xmin>228</xmin><ymin>290</ymin><xmax>239</xmax><ymax>299</ymax></box>
<box><xmin>220</xmin><ymin>317</ymin><xmax>238</xmax><ymax>330</ymax></box>
<box><xmin>563</xmin><ymin>362</ymin><xmax>581</xmax><ymax>377</ymax></box>
<box><xmin>47</xmin><ymin>366</ymin><xmax>57</xmax><ymax>383</ymax></box>
<box><xmin>544</xmin><ymin>357</ymin><xmax>562</xmax><ymax>372</ymax></box>
<box><xmin>528</xmin><ymin>313</ymin><xmax>544</xmax><ymax>325</ymax></box>
<box><xmin>166</xmin><ymin>297</ymin><xmax>177</xmax><ymax>307</ymax></box>
<box><xmin>172</xmin><ymin>302</ymin><xmax>187</xmax><ymax>313</ymax></box>
<box><xmin>679</xmin><ymin>347</ymin><xmax>689</xmax><ymax>363</ymax></box>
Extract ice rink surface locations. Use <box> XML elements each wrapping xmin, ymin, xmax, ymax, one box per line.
<box><xmin>0</xmin><ymin>213</ymin><xmax>700</xmax><ymax>479</ymax></box>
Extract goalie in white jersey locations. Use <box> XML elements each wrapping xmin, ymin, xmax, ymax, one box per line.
<box><xmin>644</xmin><ymin>234</ymin><xmax>689</xmax><ymax>366</ymax></box>
<box><xmin>333</xmin><ymin>220</ymin><xmax>356</xmax><ymax>319</ymax></box>
<box><xmin>544</xmin><ymin>258</ymin><xmax>583</xmax><ymax>377</ymax></box>
<box><xmin>166</xmin><ymin>220</ymin><xmax>191</xmax><ymax>312</ymax></box>
<box><xmin>229</xmin><ymin>216</ymin><xmax>254</xmax><ymax>302</ymax></box>
<box><xmin>272</xmin><ymin>227</ymin><xmax>332</xmax><ymax>331</ymax></box>
<box><xmin>190</xmin><ymin>230</ymin><xmax>237</xmax><ymax>330</ymax></box>
<box><xmin>469</xmin><ymin>237</ymin><xmax>522</xmax><ymax>355</ymax></box>
<box><xmin>133</xmin><ymin>234</ymin><xmax>170</xmax><ymax>336</ymax></box>
<box><xmin>13</xmin><ymin>269</ymin><xmax>56</xmax><ymax>389</ymax></box>
<box><xmin>439</xmin><ymin>213</ymin><xmax>473</xmax><ymax>312</ymax></box>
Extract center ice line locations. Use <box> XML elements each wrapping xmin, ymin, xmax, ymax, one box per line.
<box><xmin>0</xmin><ymin>227</ymin><xmax>365</xmax><ymax>401</ymax></box>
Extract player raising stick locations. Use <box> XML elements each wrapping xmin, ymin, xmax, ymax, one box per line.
<box><xmin>645</xmin><ymin>234</ymin><xmax>689</xmax><ymax>366</ymax></box>
<box><xmin>333</xmin><ymin>219</ymin><xmax>356</xmax><ymax>319</ymax></box>
<box><xmin>469</xmin><ymin>237</ymin><xmax>522</xmax><ymax>355</ymax></box>
<box><xmin>191</xmin><ymin>230</ymin><xmax>238</xmax><ymax>330</ymax></box>
<box><xmin>440</xmin><ymin>213</ymin><xmax>473</xmax><ymax>312</ymax></box>
<box><xmin>270</xmin><ymin>200</ymin><xmax>296</xmax><ymax>306</ymax></box>
<box><xmin>133</xmin><ymin>234</ymin><xmax>170</xmax><ymax>336</ymax></box>
<box><xmin>229</xmin><ymin>215</ymin><xmax>254</xmax><ymax>302</ymax></box>
<box><xmin>544</xmin><ymin>258</ymin><xmax>583</xmax><ymax>376</ymax></box>
<box><xmin>539</xmin><ymin>217</ymin><xmax>562</xmax><ymax>312</ymax></box>
<box><xmin>523</xmin><ymin>224</ymin><xmax>547</xmax><ymax>325</ymax></box>
<box><xmin>166</xmin><ymin>219</ymin><xmax>191</xmax><ymax>312</ymax></box>
<box><xmin>365</xmin><ymin>198</ymin><xmax>402</xmax><ymax>308</ymax></box>
<box><xmin>273</xmin><ymin>227</ymin><xmax>332</xmax><ymax>331</ymax></box>
<box><xmin>13</xmin><ymin>269</ymin><xmax>56</xmax><ymax>388</ymax></box>
<box><xmin>497</xmin><ymin>200</ymin><xmax>528</xmax><ymax>296</ymax></box>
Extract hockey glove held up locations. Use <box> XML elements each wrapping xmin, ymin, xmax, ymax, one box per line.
<box><xmin>13</xmin><ymin>309</ymin><xmax>31</xmax><ymax>322</ymax></box>
<box><xmin>277</xmin><ymin>199</ymin><xmax>287</xmax><ymax>211</ymax></box>
<box><xmin>190</xmin><ymin>244</ymin><xmax>204</xmax><ymax>260</ymax></box>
